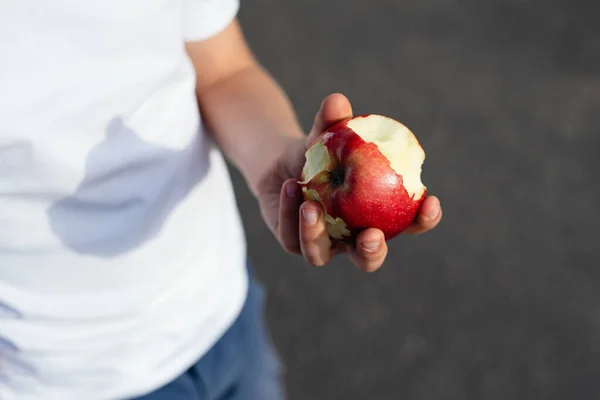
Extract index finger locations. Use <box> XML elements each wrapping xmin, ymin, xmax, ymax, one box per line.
<box><xmin>299</xmin><ymin>200</ymin><xmax>335</xmax><ymax>267</ymax></box>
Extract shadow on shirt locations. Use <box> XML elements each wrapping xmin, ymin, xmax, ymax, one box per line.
<box><xmin>47</xmin><ymin>117</ymin><xmax>210</xmax><ymax>258</ymax></box>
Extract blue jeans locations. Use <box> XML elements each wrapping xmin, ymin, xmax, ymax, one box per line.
<box><xmin>131</xmin><ymin>263</ymin><xmax>285</xmax><ymax>400</ymax></box>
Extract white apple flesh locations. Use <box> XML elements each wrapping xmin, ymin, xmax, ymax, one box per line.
<box><xmin>300</xmin><ymin>114</ymin><xmax>427</xmax><ymax>241</ymax></box>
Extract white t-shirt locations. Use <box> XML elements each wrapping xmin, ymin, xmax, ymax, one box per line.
<box><xmin>0</xmin><ymin>1</ymin><xmax>248</xmax><ymax>399</ymax></box>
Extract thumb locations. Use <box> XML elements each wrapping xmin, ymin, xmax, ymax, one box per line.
<box><xmin>307</xmin><ymin>93</ymin><xmax>353</xmax><ymax>143</ymax></box>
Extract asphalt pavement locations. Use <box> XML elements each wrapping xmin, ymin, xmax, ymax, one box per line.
<box><xmin>230</xmin><ymin>1</ymin><xmax>599</xmax><ymax>399</ymax></box>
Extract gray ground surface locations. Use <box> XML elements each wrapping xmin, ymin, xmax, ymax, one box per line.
<box><xmin>231</xmin><ymin>1</ymin><xmax>600</xmax><ymax>399</ymax></box>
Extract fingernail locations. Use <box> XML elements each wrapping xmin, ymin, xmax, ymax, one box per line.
<box><xmin>428</xmin><ymin>206</ymin><xmax>441</xmax><ymax>221</ymax></box>
<box><xmin>302</xmin><ymin>209</ymin><xmax>319</xmax><ymax>225</ymax></box>
<box><xmin>286</xmin><ymin>182</ymin><xmax>298</xmax><ymax>198</ymax></box>
<box><xmin>361</xmin><ymin>240</ymin><xmax>380</xmax><ymax>252</ymax></box>
<box><xmin>420</xmin><ymin>206</ymin><xmax>440</xmax><ymax>223</ymax></box>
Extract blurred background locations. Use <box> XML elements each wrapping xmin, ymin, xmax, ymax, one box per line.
<box><xmin>232</xmin><ymin>0</ymin><xmax>599</xmax><ymax>399</ymax></box>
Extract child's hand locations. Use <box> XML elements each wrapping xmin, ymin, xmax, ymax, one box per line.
<box><xmin>255</xmin><ymin>93</ymin><xmax>442</xmax><ymax>272</ymax></box>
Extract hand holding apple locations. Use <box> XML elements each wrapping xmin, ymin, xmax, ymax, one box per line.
<box><xmin>255</xmin><ymin>93</ymin><xmax>442</xmax><ymax>272</ymax></box>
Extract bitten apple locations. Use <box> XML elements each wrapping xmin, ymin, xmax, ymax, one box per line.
<box><xmin>299</xmin><ymin>114</ymin><xmax>427</xmax><ymax>241</ymax></box>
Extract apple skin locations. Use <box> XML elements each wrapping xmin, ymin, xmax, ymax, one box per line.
<box><xmin>300</xmin><ymin>116</ymin><xmax>426</xmax><ymax>241</ymax></box>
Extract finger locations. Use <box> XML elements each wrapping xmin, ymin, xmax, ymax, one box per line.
<box><xmin>278</xmin><ymin>179</ymin><xmax>302</xmax><ymax>254</ymax></box>
<box><xmin>307</xmin><ymin>93</ymin><xmax>353</xmax><ymax>143</ymax></box>
<box><xmin>349</xmin><ymin>228</ymin><xmax>388</xmax><ymax>273</ymax></box>
<box><xmin>299</xmin><ymin>201</ymin><xmax>334</xmax><ymax>266</ymax></box>
<box><xmin>403</xmin><ymin>196</ymin><xmax>443</xmax><ymax>235</ymax></box>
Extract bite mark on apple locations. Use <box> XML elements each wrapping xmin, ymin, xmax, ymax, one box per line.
<box><xmin>347</xmin><ymin>116</ymin><xmax>425</xmax><ymax>200</ymax></box>
<box><xmin>300</xmin><ymin>139</ymin><xmax>352</xmax><ymax>239</ymax></box>
<box><xmin>301</xmin><ymin>138</ymin><xmax>330</xmax><ymax>183</ymax></box>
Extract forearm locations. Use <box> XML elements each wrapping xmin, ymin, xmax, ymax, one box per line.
<box><xmin>196</xmin><ymin>63</ymin><xmax>304</xmax><ymax>194</ymax></box>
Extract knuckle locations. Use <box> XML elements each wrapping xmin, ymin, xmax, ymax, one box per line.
<box><xmin>303</xmin><ymin>246</ymin><xmax>329</xmax><ymax>267</ymax></box>
<box><xmin>300</xmin><ymin>223</ymin><xmax>324</xmax><ymax>242</ymax></box>
<box><xmin>302</xmin><ymin>231</ymin><xmax>322</xmax><ymax>246</ymax></box>
<box><xmin>359</xmin><ymin>256</ymin><xmax>385</xmax><ymax>272</ymax></box>
<box><xmin>364</xmin><ymin>262</ymin><xmax>382</xmax><ymax>273</ymax></box>
<box><xmin>361</xmin><ymin>252</ymin><xmax>387</xmax><ymax>269</ymax></box>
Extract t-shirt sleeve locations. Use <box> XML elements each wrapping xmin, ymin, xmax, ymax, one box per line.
<box><xmin>181</xmin><ymin>0</ymin><xmax>240</xmax><ymax>42</ymax></box>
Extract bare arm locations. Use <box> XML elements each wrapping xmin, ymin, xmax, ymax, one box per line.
<box><xmin>185</xmin><ymin>20</ymin><xmax>304</xmax><ymax>195</ymax></box>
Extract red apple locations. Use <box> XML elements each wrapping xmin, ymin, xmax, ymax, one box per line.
<box><xmin>299</xmin><ymin>114</ymin><xmax>427</xmax><ymax>241</ymax></box>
